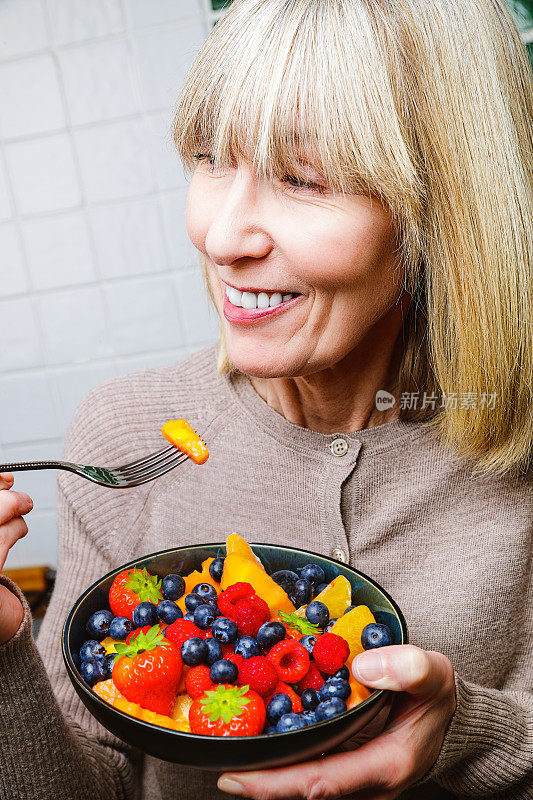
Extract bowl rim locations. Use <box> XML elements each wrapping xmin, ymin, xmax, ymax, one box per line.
<box><xmin>62</xmin><ymin>541</ymin><xmax>408</xmax><ymax>742</ymax></box>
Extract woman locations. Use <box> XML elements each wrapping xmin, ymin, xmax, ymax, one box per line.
<box><xmin>0</xmin><ymin>0</ymin><xmax>531</xmax><ymax>798</ymax></box>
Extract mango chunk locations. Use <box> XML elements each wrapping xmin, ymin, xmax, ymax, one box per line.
<box><xmin>161</xmin><ymin>419</ymin><xmax>209</xmax><ymax>464</ymax></box>
<box><xmin>221</xmin><ymin>533</ymin><xmax>295</xmax><ymax>616</ymax></box>
<box><xmin>329</xmin><ymin>605</ymin><xmax>376</xmax><ymax>666</ymax></box>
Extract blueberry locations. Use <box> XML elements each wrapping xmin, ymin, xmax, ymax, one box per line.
<box><xmin>181</xmin><ymin>637</ymin><xmax>207</xmax><ymax>667</ymax></box>
<box><xmin>361</xmin><ymin>623</ymin><xmax>394</xmax><ymax>649</ymax></box>
<box><xmin>108</xmin><ymin>616</ymin><xmax>135</xmax><ymax>641</ymax></box>
<box><xmin>271</xmin><ymin>570</ymin><xmax>300</xmax><ymax>595</ymax></box>
<box><xmin>315</xmin><ymin>698</ymin><xmax>347</xmax><ymax>721</ymax></box>
<box><xmin>318</xmin><ymin>678</ymin><xmax>351</xmax><ymax>702</ymax></box>
<box><xmin>192</xmin><ymin>583</ymin><xmax>218</xmax><ymax>602</ymax></box>
<box><xmin>102</xmin><ymin>653</ymin><xmax>117</xmax><ymax>680</ymax></box>
<box><xmin>184</xmin><ymin>593</ymin><xmax>204</xmax><ymax>613</ymax></box>
<box><xmin>234</xmin><ymin>635</ymin><xmax>260</xmax><ymax>659</ymax></box>
<box><xmin>301</xmin><ymin>710</ymin><xmax>317</xmax><ymax>726</ymax></box>
<box><xmin>156</xmin><ymin>600</ymin><xmax>183</xmax><ymax>625</ymax></box>
<box><xmin>305</xmin><ymin>601</ymin><xmax>329</xmax><ymax>628</ymax></box>
<box><xmin>86</xmin><ymin>610</ymin><xmax>114</xmax><ymax>641</ymax></box>
<box><xmin>210</xmin><ymin>659</ymin><xmax>239</xmax><ymax>684</ymax></box>
<box><xmin>183</xmin><ymin>612</ymin><xmax>196</xmax><ymax>622</ymax></box>
<box><xmin>276</xmin><ymin>713</ymin><xmax>308</xmax><ymax>732</ymax></box>
<box><xmin>324</xmin><ymin>617</ymin><xmax>338</xmax><ymax>633</ymax></box>
<box><xmin>194</xmin><ymin>603</ymin><xmax>217</xmax><ymax>629</ymax></box>
<box><xmin>211</xmin><ymin>617</ymin><xmax>239</xmax><ymax>644</ymax></box>
<box><xmin>314</xmin><ymin>582</ymin><xmax>329</xmax><ymax>595</ymax></box>
<box><xmin>209</xmin><ymin>557</ymin><xmax>225</xmax><ymax>583</ymax></box>
<box><xmin>204</xmin><ymin>637</ymin><xmax>223</xmax><ymax>666</ymax></box>
<box><xmin>299</xmin><ymin>563</ymin><xmax>326</xmax><ymax>588</ymax></box>
<box><xmin>266</xmin><ymin>693</ymin><xmax>293</xmax><ymax>725</ymax></box>
<box><xmin>257</xmin><ymin>621</ymin><xmax>286</xmax><ymax>650</ymax></box>
<box><xmin>265</xmin><ymin>725</ymin><xmax>279</xmax><ymax>735</ymax></box>
<box><xmin>290</xmin><ymin>579</ymin><xmax>313</xmax><ymax>606</ymax></box>
<box><xmin>80</xmin><ymin>656</ymin><xmax>106</xmax><ymax>686</ymax></box>
<box><xmin>132</xmin><ymin>602</ymin><xmax>158</xmax><ymax>627</ymax></box>
<box><xmin>333</xmin><ymin>665</ymin><xmax>350</xmax><ymax>681</ymax></box>
<box><xmin>79</xmin><ymin>639</ymin><xmax>106</xmax><ymax>661</ymax></box>
<box><xmin>300</xmin><ymin>688</ymin><xmax>320</xmax><ymax>711</ymax></box>
<box><xmin>161</xmin><ymin>573</ymin><xmax>185</xmax><ymax>601</ymax></box>
<box><xmin>299</xmin><ymin>635</ymin><xmax>317</xmax><ymax>657</ymax></box>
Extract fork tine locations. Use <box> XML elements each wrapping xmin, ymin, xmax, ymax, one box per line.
<box><xmin>115</xmin><ymin>447</ymin><xmax>187</xmax><ymax>478</ymax></box>
<box><xmin>114</xmin><ymin>444</ymin><xmax>175</xmax><ymax>472</ymax></box>
<box><xmin>123</xmin><ymin>452</ymin><xmax>188</xmax><ymax>486</ymax></box>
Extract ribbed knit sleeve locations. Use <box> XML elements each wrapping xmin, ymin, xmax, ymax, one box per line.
<box><xmin>0</xmin><ymin>493</ymin><xmax>140</xmax><ymax>800</ymax></box>
<box><xmin>413</xmin><ymin>674</ymin><xmax>533</xmax><ymax>798</ymax></box>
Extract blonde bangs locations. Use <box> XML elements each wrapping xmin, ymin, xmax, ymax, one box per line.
<box><xmin>172</xmin><ymin>0</ymin><xmax>425</xmax><ymax>279</ymax></box>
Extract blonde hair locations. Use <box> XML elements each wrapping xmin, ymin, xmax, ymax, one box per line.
<box><xmin>172</xmin><ymin>0</ymin><xmax>533</xmax><ymax>477</ymax></box>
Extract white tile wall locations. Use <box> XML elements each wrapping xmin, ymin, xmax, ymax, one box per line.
<box><xmin>0</xmin><ymin>0</ymin><xmax>229</xmax><ymax>569</ymax></box>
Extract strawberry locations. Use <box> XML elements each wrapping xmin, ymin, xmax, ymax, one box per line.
<box><xmin>109</xmin><ymin>567</ymin><xmax>163</xmax><ymax>620</ymax></box>
<box><xmin>112</xmin><ymin>625</ymin><xmax>182</xmax><ymax>716</ymax></box>
<box><xmin>189</xmin><ymin>684</ymin><xmax>266</xmax><ymax>736</ymax></box>
<box><xmin>125</xmin><ymin>624</ymin><xmax>166</xmax><ymax>644</ymax></box>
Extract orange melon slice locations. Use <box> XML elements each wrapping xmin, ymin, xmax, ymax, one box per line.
<box><xmin>176</xmin><ymin>557</ymin><xmax>218</xmax><ymax>613</ymax></box>
<box><xmin>295</xmin><ymin>575</ymin><xmax>352</xmax><ymax>619</ymax></box>
<box><xmin>329</xmin><ymin>605</ymin><xmax>376</xmax><ymax>667</ymax></box>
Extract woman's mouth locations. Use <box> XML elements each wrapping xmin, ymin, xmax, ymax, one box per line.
<box><xmin>222</xmin><ymin>282</ymin><xmax>303</xmax><ymax>325</ymax></box>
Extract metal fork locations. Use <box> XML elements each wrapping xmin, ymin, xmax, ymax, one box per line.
<box><xmin>0</xmin><ymin>445</ymin><xmax>192</xmax><ymax>488</ymax></box>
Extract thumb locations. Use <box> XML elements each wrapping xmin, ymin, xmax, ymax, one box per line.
<box><xmin>352</xmin><ymin>644</ymin><xmax>453</xmax><ymax>699</ymax></box>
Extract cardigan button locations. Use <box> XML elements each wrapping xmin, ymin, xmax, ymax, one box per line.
<box><xmin>330</xmin><ymin>437</ymin><xmax>349</xmax><ymax>456</ymax></box>
<box><xmin>331</xmin><ymin>547</ymin><xmax>348</xmax><ymax>563</ymax></box>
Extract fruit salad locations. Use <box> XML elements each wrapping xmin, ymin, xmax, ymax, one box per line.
<box><xmin>78</xmin><ymin>534</ymin><xmax>394</xmax><ymax>736</ymax></box>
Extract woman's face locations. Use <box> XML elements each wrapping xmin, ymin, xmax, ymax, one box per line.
<box><xmin>185</xmin><ymin>155</ymin><xmax>404</xmax><ymax>378</ymax></box>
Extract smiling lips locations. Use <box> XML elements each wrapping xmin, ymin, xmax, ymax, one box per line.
<box><xmin>223</xmin><ymin>282</ymin><xmax>302</xmax><ymax>324</ymax></box>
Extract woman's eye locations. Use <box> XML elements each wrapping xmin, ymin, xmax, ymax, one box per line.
<box><xmin>282</xmin><ymin>174</ymin><xmax>327</xmax><ymax>194</ymax></box>
<box><xmin>193</xmin><ymin>153</ymin><xmax>217</xmax><ymax>171</ymax></box>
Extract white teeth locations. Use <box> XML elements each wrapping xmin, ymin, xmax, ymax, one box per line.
<box><xmin>257</xmin><ymin>292</ymin><xmax>270</xmax><ymax>309</ymax></box>
<box><xmin>226</xmin><ymin>286</ymin><xmax>242</xmax><ymax>307</ymax></box>
<box><xmin>241</xmin><ymin>291</ymin><xmax>257</xmax><ymax>310</ymax></box>
<box><xmin>225</xmin><ymin>283</ymin><xmax>297</xmax><ymax>309</ymax></box>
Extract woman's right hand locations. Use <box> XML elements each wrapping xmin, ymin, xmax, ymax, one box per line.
<box><xmin>0</xmin><ymin>473</ymin><xmax>33</xmax><ymax>645</ymax></box>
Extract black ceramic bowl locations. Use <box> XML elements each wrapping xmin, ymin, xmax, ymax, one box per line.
<box><xmin>63</xmin><ymin>543</ymin><xmax>408</xmax><ymax>771</ymax></box>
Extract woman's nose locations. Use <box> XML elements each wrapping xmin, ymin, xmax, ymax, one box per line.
<box><xmin>204</xmin><ymin>168</ymin><xmax>272</xmax><ymax>267</ymax></box>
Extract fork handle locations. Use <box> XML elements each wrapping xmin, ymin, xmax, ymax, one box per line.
<box><xmin>0</xmin><ymin>461</ymin><xmax>77</xmax><ymax>473</ymax></box>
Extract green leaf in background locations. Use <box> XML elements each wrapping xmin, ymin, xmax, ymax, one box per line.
<box><xmin>505</xmin><ymin>0</ymin><xmax>533</xmax><ymax>32</ymax></box>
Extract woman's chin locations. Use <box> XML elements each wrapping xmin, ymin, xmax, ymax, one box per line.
<box><xmin>225</xmin><ymin>342</ymin><xmax>299</xmax><ymax>379</ymax></box>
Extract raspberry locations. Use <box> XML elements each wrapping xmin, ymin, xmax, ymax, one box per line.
<box><xmin>267</xmin><ymin>639</ymin><xmax>310</xmax><ymax>682</ymax></box>
<box><xmin>237</xmin><ymin>656</ymin><xmax>278</xmax><ymax>697</ymax></box>
<box><xmin>265</xmin><ymin>681</ymin><xmax>303</xmax><ymax>713</ymax></box>
<box><xmin>297</xmin><ymin>662</ymin><xmax>325</xmax><ymax>692</ymax></box>
<box><xmin>218</xmin><ymin>583</ymin><xmax>255</xmax><ymax>617</ymax></box>
<box><xmin>164</xmin><ymin>618</ymin><xmax>203</xmax><ymax>649</ymax></box>
<box><xmin>312</xmin><ymin>633</ymin><xmax>350</xmax><ymax>674</ymax></box>
<box><xmin>186</xmin><ymin>665</ymin><xmax>215</xmax><ymax>699</ymax></box>
<box><xmin>218</xmin><ymin>583</ymin><xmax>269</xmax><ymax>636</ymax></box>
<box><xmin>232</xmin><ymin>597</ymin><xmax>270</xmax><ymax>637</ymax></box>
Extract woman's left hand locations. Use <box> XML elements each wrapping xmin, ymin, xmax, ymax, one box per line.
<box><xmin>217</xmin><ymin>645</ymin><xmax>456</xmax><ymax>799</ymax></box>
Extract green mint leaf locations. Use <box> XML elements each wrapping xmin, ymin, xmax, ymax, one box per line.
<box><xmin>278</xmin><ymin>610</ymin><xmax>321</xmax><ymax>636</ymax></box>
